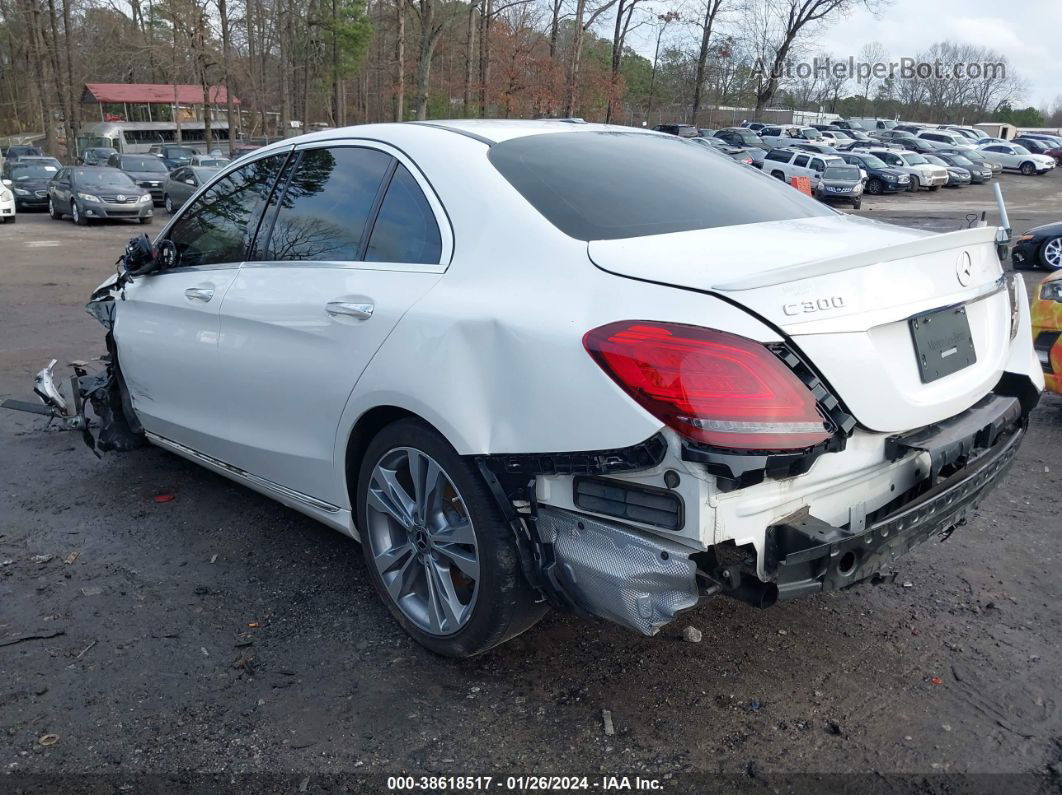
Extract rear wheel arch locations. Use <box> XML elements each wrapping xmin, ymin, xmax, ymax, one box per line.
<box><xmin>344</xmin><ymin>405</ymin><xmax>419</xmax><ymax>510</ymax></box>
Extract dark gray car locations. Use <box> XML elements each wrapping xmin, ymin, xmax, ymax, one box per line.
<box><xmin>814</xmin><ymin>164</ymin><xmax>863</xmax><ymax>208</ymax></box>
<box><xmin>161</xmin><ymin>165</ymin><xmax>221</xmax><ymax>214</ymax></box>
<box><xmin>107</xmin><ymin>153</ymin><xmax>170</xmax><ymax>204</ymax></box>
<box><xmin>47</xmin><ymin>166</ymin><xmax>153</xmax><ymax>225</ymax></box>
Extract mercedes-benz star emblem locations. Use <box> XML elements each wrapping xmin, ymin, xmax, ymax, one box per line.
<box><xmin>956</xmin><ymin>251</ymin><xmax>973</xmax><ymax>286</ymax></box>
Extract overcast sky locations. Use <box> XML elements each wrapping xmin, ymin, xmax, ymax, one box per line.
<box><xmin>629</xmin><ymin>0</ymin><xmax>1061</xmax><ymax>110</ymax></box>
<box><xmin>816</xmin><ymin>0</ymin><xmax>1062</xmax><ymax>108</ymax></box>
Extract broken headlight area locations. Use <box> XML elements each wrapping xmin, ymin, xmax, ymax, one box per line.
<box><xmin>2</xmin><ymin>344</ymin><xmax>144</xmax><ymax>457</ymax></box>
<box><xmin>1</xmin><ymin>247</ymin><xmax>148</xmax><ymax>456</ymax></box>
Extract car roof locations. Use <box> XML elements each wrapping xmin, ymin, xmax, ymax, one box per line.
<box><xmin>246</xmin><ymin>121</ymin><xmax>663</xmax><ymax>161</ymax></box>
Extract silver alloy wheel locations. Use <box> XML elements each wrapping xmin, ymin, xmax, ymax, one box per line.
<box><xmin>365</xmin><ymin>447</ymin><xmax>479</xmax><ymax>636</ymax></box>
<box><xmin>71</xmin><ymin>202</ymin><xmax>80</xmax><ymax>223</ymax></box>
<box><xmin>1044</xmin><ymin>238</ymin><xmax>1062</xmax><ymax>269</ymax></box>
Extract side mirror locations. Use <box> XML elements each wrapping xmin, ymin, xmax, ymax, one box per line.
<box><xmin>184</xmin><ymin>179</ymin><xmax>195</xmax><ymax>185</ymax></box>
<box><xmin>2</xmin><ymin>179</ymin><xmax>11</xmax><ymax>186</ymax></box>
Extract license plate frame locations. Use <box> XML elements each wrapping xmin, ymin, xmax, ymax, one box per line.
<box><xmin>909</xmin><ymin>305</ymin><xmax>977</xmax><ymax>383</ymax></box>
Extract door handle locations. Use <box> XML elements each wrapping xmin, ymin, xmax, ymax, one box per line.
<box><xmin>326</xmin><ymin>301</ymin><xmax>374</xmax><ymax>320</ymax></box>
<box><xmin>184</xmin><ymin>286</ymin><xmax>215</xmax><ymax>302</ymax></box>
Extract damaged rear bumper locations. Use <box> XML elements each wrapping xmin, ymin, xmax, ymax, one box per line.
<box><xmin>534</xmin><ymin>506</ymin><xmax>700</xmax><ymax>635</ymax></box>
<box><xmin>767</xmin><ymin>404</ymin><xmax>1023</xmax><ymax>599</ymax></box>
<box><xmin>528</xmin><ymin>392</ymin><xmax>1027</xmax><ymax>636</ymax></box>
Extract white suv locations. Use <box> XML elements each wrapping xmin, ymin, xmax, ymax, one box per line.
<box><xmin>976</xmin><ymin>142</ymin><xmax>1055</xmax><ymax>175</ymax></box>
<box><xmin>758</xmin><ymin>125</ymin><xmax>824</xmax><ymax>149</ymax></box>
<box><xmin>865</xmin><ymin>148</ymin><xmax>949</xmax><ymax>191</ymax></box>
<box><xmin>763</xmin><ymin>148</ymin><xmax>844</xmax><ymax>189</ymax></box>
<box><xmin>915</xmin><ymin>130</ymin><xmax>974</xmax><ymax>152</ymax></box>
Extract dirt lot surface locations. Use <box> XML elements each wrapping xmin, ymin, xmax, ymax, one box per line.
<box><xmin>2</xmin><ymin>172</ymin><xmax>1062</xmax><ymax>793</ymax></box>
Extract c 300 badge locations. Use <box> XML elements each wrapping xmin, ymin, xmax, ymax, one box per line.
<box><xmin>782</xmin><ymin>296</ymin><xmax>846</xmax><ymax>316</ymax></box>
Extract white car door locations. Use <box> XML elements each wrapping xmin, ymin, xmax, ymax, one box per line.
<box><xmin>981</xmin><ymin>145</ymin><xmax>1015</xmax><ymax>169</ymax></box>
<box><xmin>113</xmin><ymin>152</ymin><xmax>289</xmax><ymax>457</ymax></box>
<box><xmin>213</xmin><ymin>142</ymin><xmax>449</xmax><ymax>507</ymax></box>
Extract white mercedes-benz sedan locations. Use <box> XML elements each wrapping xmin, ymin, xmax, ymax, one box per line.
<box><xmin>7</xmin><ymin>120</ymin><xmax>1043</xmax><ymax>657</ymax></box>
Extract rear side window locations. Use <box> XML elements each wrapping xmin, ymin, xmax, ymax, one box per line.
<box><xmin>793</xmin><ymin>155</ymin><xmax>810</xmax><ymax>167</ymax></box>
<box><xmin>166</xmin><ymin>153</ymin><xmax>286</xmax><ymax>267</ymax></box>
<box><xmin>764</xmin><ymin>150</ymin><xmax>789</xmax><ymax>162</ymax></box>
<box><xmin>488</xmin><ymin>132</ymin><xmax>831</xmax><ymax>241</ymax></box>
<box><xmin>365</xmin><ymin>164</ymin><xmax>442</xmax><ymax>264</ymax></box>
<box><xmin>264</xmin><ymin>146</ymin><xmax>392</xmax><ymax>262</ymax></box>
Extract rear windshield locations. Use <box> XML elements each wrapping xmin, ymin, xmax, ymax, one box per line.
<box><xmin>488</xmin><ymin>132</ymin><xmax>832</xmax><ymax>241</ymax></box>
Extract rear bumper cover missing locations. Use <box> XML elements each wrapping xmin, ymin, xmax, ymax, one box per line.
<box><xmin>766</xmin><ymin>396</ymin><xmax>1024</xmax><ymax>600</ymax></box>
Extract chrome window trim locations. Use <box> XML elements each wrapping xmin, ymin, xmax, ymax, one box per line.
<box><xmin>285</xmin><ymin>137</ymin><xmax>454</xmax><ymax>270</ymax></box>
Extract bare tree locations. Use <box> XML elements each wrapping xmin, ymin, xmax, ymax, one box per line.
<box><xmin>688</xmin><ymin>0</ymin><xmax>726</xmax><ymax>124</ymax></box>
<box><xmin>856</xmin><ymin>40</ymin><xmax>885</xmax><ymax>115</ymax></box>
<box><xmin>605</xmin><ymin>0</ymin><xmax>649</xmax><ymax>122</ymax></box>
<box><xmin>563</xmin><ymin>0</ymin><xmax>619</xmax><ymax>117</ymax></box>
<box><xmin>743</xmin><ymin>0</ymin><xmax>882</xmax><ymax>113</ymax></box>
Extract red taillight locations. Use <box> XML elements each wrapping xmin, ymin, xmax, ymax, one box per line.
<box><xmin>583</xmin><ymin>321</ymin><xmax>830</xmax><ymax>450</ymax></box>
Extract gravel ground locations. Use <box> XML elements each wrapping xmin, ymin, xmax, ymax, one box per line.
<box><xmin>2</xmin><ymin>173</ymin><xmax>1061</xmax><ymax>793</ymax></box>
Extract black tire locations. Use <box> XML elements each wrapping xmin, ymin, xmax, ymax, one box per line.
<box><xmin>909</xmin><ymin>176</ymin><xmax>919</xmax><ymax>192</ymax></box>
<box><xmin>164</xmin><ymin>195</ymin><xmax>174</xmax><ymax>214</ymax></box>
<box><xmin>852</xmin><ymin>198</ymin><xmax>861</xmax><ymax>209</ymax></box>
<box><xmin>356</xmin><ymin>418</ymin><xmax>546</xmax><ymax>657</ymax></box>
<box><xmin>71</xmin><ymin>201</ymin><xmax>88</xmax><ymax>226</ymax></box>
<box><xmin>1020</xmin><ymin>161</ymin><xmax>1035</xmax><ymax>176</ymax></box>
<box><xmin>866</xmin><ymin>178</ymin><xmax>883</xmax><ymax>195</ymax></box>
<box><xmin>48</xmin><ymin>199</ymin><xmax>61</xmax><ymax>220</ymax></box>
<box><xmin>139</xmin><ymin>216</ymin><xmax>153</xmax><ymax>225</ymax></box>
<box><xmin>771</xmin><ymin>170</ymin><xmax>785</xmax><ymax>181</ymax></box>
<box><xmin>928</xmin><ymin>184</ymin><xmax>940</xmax><ymax>192</ymax></box>
<box><xmin>1038</xmin><ymin>236</ymin><xmax>1062</xmax><ymax>271</ymax></box>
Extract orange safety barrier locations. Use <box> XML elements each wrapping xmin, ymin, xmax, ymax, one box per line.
<box><xmin>789</xmin><ymin>175</ymin><xmax>812</xmax><ymax>196</ymax></box>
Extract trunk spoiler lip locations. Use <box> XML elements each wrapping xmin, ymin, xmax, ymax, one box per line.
<box><xmin>713</xmin><ymin>226</ymin><xmax>1000</xmax><ymax>292</ymax></box>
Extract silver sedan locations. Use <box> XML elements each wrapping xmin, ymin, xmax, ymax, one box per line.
<box><xmin>161</xmin><ymin>165</ymin><xmax>222</xmax><ymax>214</ymax></box>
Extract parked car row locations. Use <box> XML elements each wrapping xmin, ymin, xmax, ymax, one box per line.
<box><xmin>2</xmin><ymin>144</ymin><xmax>230</xmax><ymax>225</ymax></box>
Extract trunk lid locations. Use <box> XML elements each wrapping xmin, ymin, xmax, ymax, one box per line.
<box><xmin>588</xmin><ymin>216</ymin><xmax>1010</xmax><ymax>433</ymax></box>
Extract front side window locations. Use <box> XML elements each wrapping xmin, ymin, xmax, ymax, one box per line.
<box><xmin>365</xmin><ymin>164</ymin><xmax>442</xmax><ymax>264</ymax></box>
<box><xmin>810</xmin><ymin>158</ymin><xmax>825</xmax><ymax>172</ymax></box>
<box><xmin>263</xmin><ymin>146</ymin><xmax>393</xmax><ymax>262</ymax></box>
<box><xmin>166</xmin><ymin>153</ymin><xmax>286</xmax><ymax>268</ymax></box>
